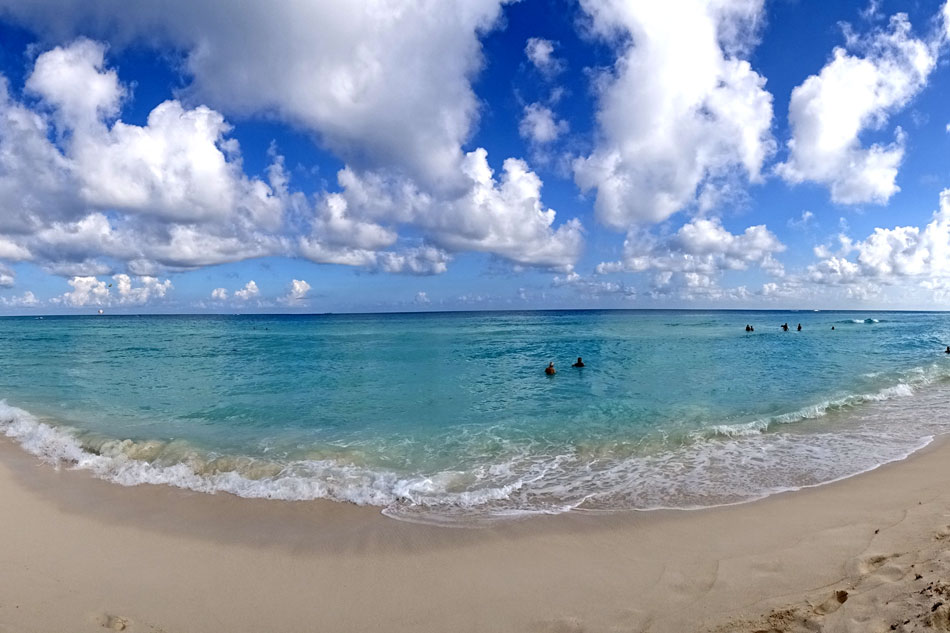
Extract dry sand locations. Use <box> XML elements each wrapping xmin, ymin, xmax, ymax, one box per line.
<box><xmin>2</xmin><ymin>435</ymin><xmax>950</xmax><ymax>633</ymax></box>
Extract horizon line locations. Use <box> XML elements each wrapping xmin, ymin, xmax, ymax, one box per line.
<box><xmin>2</xmin><ymin>307</ymin><xmax>950</xmax><ymax>318</ymax></box>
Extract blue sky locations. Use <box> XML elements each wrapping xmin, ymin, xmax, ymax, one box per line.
<box><xmin>1</xmin><ymin>0</ymin><xmax>950</xmax><ymax>313</ymax></box>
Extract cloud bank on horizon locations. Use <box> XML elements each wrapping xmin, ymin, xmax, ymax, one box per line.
<box><xmin>0</xmin><ymin>0</ymin><xmax>949</xmax><ymax>312</ymax></box>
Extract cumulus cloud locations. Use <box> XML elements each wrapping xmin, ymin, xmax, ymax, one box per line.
<box><xmin>298</xmin><ymin>240</ymin><xmax>451</xmax><ymax>276</ymax></box>
<box><xmin>49</xmin><ymin>273</ymin><xmax>173</xmax><ymax>307</ymax></box>
<box><xmin>525</xmin><ymin>37</ymin><xmax>564</xmax><ymax>77</ymax></box>
<box><xmin>519</xmin><ymin>103</ymin><xmax>568</xmax><ymax>144</ymax></box>
<box><xmin>596</xmin><ymin>217</ymin><xmax>785</xmax><ymax>297</ymax></box>
<box><xmin>0</xmin><ymin>263</ymin><xmax>13</xmax><ymax>287</ymax></box>
<box><xmin>233</xmin><ymin>281</ymin><xmax>259</xmax><ymax>301</ymax></box>
<box><xmin>280</xmin><ymin>279</ymin><xmax>311</xmax><ymax>306</ymax></box>
<box><xmin>25</xmin><ymin>38</ymin><xmax>124</xmax><ymax>126</ymax></box>
<box><xmin>0</xmin><ymin>290</ymin><xmax>39</xmax><ymax>307</ymax></box>
<box><xmin>807</xmin><ymin>189</ymin><xmax>950</xmax><ymax>295</ymax></box>
<box><xmin>0</xmin><ymin>0</ymin><xmax>511</xmax><ymax>192</ymax></box>
<box><xmin>112</xmin><ymin>273</ymin><xmax>172</xmax><ymax>305</ymax></box>
<box><xmin>308</xmin><ymin>149</ymin><xmax>584</xmax><ymax>272</ymax></box>
<box><xmin>574</xmin><ymin>0</ymin><xmax>775</xmax><ymax>229</ymax></box>
<box><xmin>787</xmin><ymin>210</ymin><xmax>815</xmax><ymax>230</ymax></box>
<box><xmin>0</xmin><ymin>40</ymin><xmax>288</xmax><ymax>277</ymax></box>
<box><xmin>0</xmin><ymin>29</ymin><xmax>584</xmax><ymax>280</ymax></box>
<box><xmin>553</xmin><ymin>271</ymin><xmax>636</xmax><ymax>299</ymax></box>
<box><xmin>777</xmin><ymin>12</ymin><xmax>938</xmax><ymax>204</ymax></box>
<box><xmin>414</xmin><ymin>291</ymin><xmax>431</xmax><ymax>304</ymax></box>
<box><xmin>54</xmin><ymin>276</ymin><xmax>110</xmax><ymax>307</ymax></box>
<box><xmin>210</xmin><ymin>288</ymin><xmax>228</xmax><ymax>301</ymax></box>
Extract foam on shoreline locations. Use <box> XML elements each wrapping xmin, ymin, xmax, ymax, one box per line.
<box><xmin>3</xmin><ymin>364</ymin><xmax>949</xmax><ymax>525</ymax></box>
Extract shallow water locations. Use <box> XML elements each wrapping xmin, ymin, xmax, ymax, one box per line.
<box><xmin>1</xmin><ymin>310</ymin><xmax>949</xmax><ymax>524</ymax></box>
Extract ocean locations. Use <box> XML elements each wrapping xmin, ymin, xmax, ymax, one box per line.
<box><xmin>1</xmin><ymin>310</ymin><xmax>949</xmax><ymax>525</ymax></box>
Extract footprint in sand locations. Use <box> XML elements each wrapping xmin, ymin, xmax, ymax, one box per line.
<box><xmin>855</xmin><ymin>552</ymin><xmax>909</xmax><ymax>582</ymax></box>
<box><xmin>934</xmin><ymin>526</ymin><xmax>950</xmax><ymax>540</ymax></box>
<box><xmin>98</xmin><ymin>614</ymin><xmax>130</xmax><ymax>631</ymax></box>
<box><xmin>813</xmin><ymin>590</ymin><xmax>849</xmax><ymax>615</ymax></box>
<box><xmin>858</xmin><ymin>553</ymin><xmax>900</xmax><ymax>575</ymax></box>
<box><xmin>929</xmin><ymin>604</ymin><xmax>950</xmax><ymax>630</ymax></box>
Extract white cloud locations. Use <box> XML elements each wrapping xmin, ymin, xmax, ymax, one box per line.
<box><xmin>787</xmin><ymin>210</ymin><xmax>815</xmax><ymax>230</ymax></box>
<box><xmin>210</xmin><ymin>288</ymin><xmax>228</xmax><ymax>301</ymax></box>
<box><xmin>297</xmin><ymin>240</ymin><xmax>450</xmax><ymax>276</ymax></box>
<box><xmin>519</xmin><ymin>103</ymin><xmax>568</xmax><ymax>144</ymax></box>
<box><xmin>0</xmin><ymin>33</ymin><xmax>585</xmax><ymax>279</ymax></box>
<box><xmin>25</xmin><ymin>38</ymin><xmax>124</xmax><ymax>126</ymax></box>
<box><xmin>49</xmin><ymin>273</ymin><xmax>172</xmax><ymax>307</ymax></box>
<box><xmin>280</xmin><ymin>279</ymin><xmax>311</xmax><ymax>306</ymax></box>
<box><xmin>0</xmin><ymin>234</ymin><xmax>32</xmax><ymax>261</ymax></box>
<box><xmin>574</xmin><ymin>0</ymin><xmax>775</xmax><ymax>229</ymax></box>
<box><xmin>553</xmin><ymin>271</ymin><xmax>636</xmax><ymax>299</ymax></box>
<box><xmin>524</xmin><ymin>37</ymin><xmax>564</xmax><ymax>77</ymax></box>
<box><xmin>311</xmin><ymin>149</ymin><xmax>583</xmax><ymax>272</ymax></box>
<box><xmin>55</xmin><ymin>276</ymin><xmax>110</xmax><ymax>307</ymax></box>
<box><xmin>0</xmin><ymin>0</ymin><xmax>508</xmax><ymax>193</ymax></box>
<box><xmin>112</xmin><ymin>273</ymin><xmax>172</xmax><ymax>305</ymax></box>
<box><xmin>599</xmin><ymin>217</ymin><xmax>784</xmax><ymax>273</ymax></box>
<box><xmin>27</xmin><ymin>39</ymin><xmax>283</xmax><ymax>228</ymax></box>
<box><xmin>805</xmin><ymin>189</ymin><xmax>950</xmax><ymax>298</ymax></box>
<box><xmin>0</xmin><ymin>290</ymin><xmax>39</xmax><ymax>307</ymax></box>
<box><xmin>777</xmin><ymin>12</ymin><xmax>938</xmax><ymax>204</ymax></box>
<box><xmin>414</xmin><ymin>291</ymin><xmax>430</xmax><ymax>304</ymax></box>
<box><xmin>0</xmin><ymin>41</ymin><xmax>288</xmax><ymax>276</ymax></box>
<box><xmin>432</xmin><ymin>151</ymin><xmax>583</xmax><ymax>270</ymax></box>
<box><xmin>596</xmin><ymin>217</ymin><xmax>785</xmax><ymax>297</ymax></box>
<box><xmin>0</xmin><ymin>263</ymin><xmax>13</xmax><ymax>287</ymax></box>
<box><xmin>233</xmin><ymin>280</ymin><xmax>259</xmax><ymax>301</ymax></box>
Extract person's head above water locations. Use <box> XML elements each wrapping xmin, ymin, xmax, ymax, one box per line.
<box><xmin>545</xmin><ymin>362</ymin><xmax>556</xmax><ymax>375</ymax></box>
<box><xmin>573</xmin><ymin>357</ymin><xmax>584</xmax><ymax>367</ymax></box>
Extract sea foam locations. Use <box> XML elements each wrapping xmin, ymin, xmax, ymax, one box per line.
<box><xmin>3</xmin><ymin>365</ymin><xmax>949</xmax><ymax>525</ymax></box>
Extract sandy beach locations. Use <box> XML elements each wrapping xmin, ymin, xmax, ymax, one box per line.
<box><xmin>1</xmin><ymin>435</ymin><xmax>949</xmax><ymax>632</ymax></box>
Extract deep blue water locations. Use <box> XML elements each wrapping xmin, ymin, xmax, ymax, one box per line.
<box><xmin>2</xmin><ymin>310</ymin><xmax>950</xmax><ymax>523</ymax></box>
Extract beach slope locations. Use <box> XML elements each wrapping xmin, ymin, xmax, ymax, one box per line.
<box><xmin>2</xmin><ymin>437</ymin><xmax>950</xmax><ymax>633</ymax></box>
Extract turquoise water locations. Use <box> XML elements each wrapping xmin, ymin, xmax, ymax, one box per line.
<box><xmin>2</xmin><ymin>310</ymin><xmax>950</xmax><ymax>523</ymax></box>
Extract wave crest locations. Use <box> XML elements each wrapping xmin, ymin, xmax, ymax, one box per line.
<box><xmin>2</xmin><ymin>366</ymin><xmax>949</xmax><ymax>525</ymax></box>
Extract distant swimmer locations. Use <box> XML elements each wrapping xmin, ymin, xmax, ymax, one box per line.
<box><xmin>572</xmin><ymin>357</ymin><xmax>585</xmax><ymax>368</ymax></box>
<box><xmin>831</xmin><ymin>326</ymin><xmax>835</xmax><ymax>330</ymax></box>
<box><xmin>782</xmin><ymin>322</ymin><xmax>789</xmax><ymax>331</ymax></box>
<box><xmin>745</xmin><ymin>324</ymin><xmax>751</xmax><ymax>332</ymax></box>
<box><xmin>797</xmin><ymin>323</ymin><xmax>802</xmax><ymax>331</ymax></box>
<box><xmin>545</xmin><ymin>362</ymin><xmax>556</xmax><ymax>375</ymax></box>
<box><xmin>945</xmin><ymin>346</ymin><xmax>950</xmax><ymax>354</ymax></box>
<box><xmin>750</xmin><ymin>325</ymin><xmax>754</xmax><ymax>332</ymax></box>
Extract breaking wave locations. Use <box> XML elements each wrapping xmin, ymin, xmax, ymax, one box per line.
<box><xmin>3</xmin><ymin>362</ymin><xmax>950</xmax><ymax>526</ymax></box>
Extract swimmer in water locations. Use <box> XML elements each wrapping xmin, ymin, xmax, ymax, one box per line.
<box><xmin>745</xmin><ymin>324</ymin><xmax>751</xmax><ymax>332</ymax></box>
<box><xmin>797</xmin><ymin>323</ymin><xmax>802</xmax><ymax>331</ymax></box>
<box><xmin>831</xmin><ymin>325</ymin><xmax>835</xmax><ymax>330</ymax></box>
<box><xmin>782</xmin><ymin>322</ymin><xmax>789</xmax><ymax>331</ymax></box>
<box><xmin>545</xmin><ymin>362</ymin><xmax>556</xmax><ymax>375</ymax></box>
<box><xmin>945</xmin><ymin>346</ymin><xmax>950</xmax><ymax>354</ymax></box>
<box><xmin>572</xmin><ymin>357</ymin><xmax>585</xmax><ymax>368</ymax></box>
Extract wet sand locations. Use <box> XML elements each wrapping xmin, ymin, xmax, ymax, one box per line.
<box><xmin>3</xmin><ymin>435</ymin><xmax>950</xmax><ymax>633</ymax></box>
